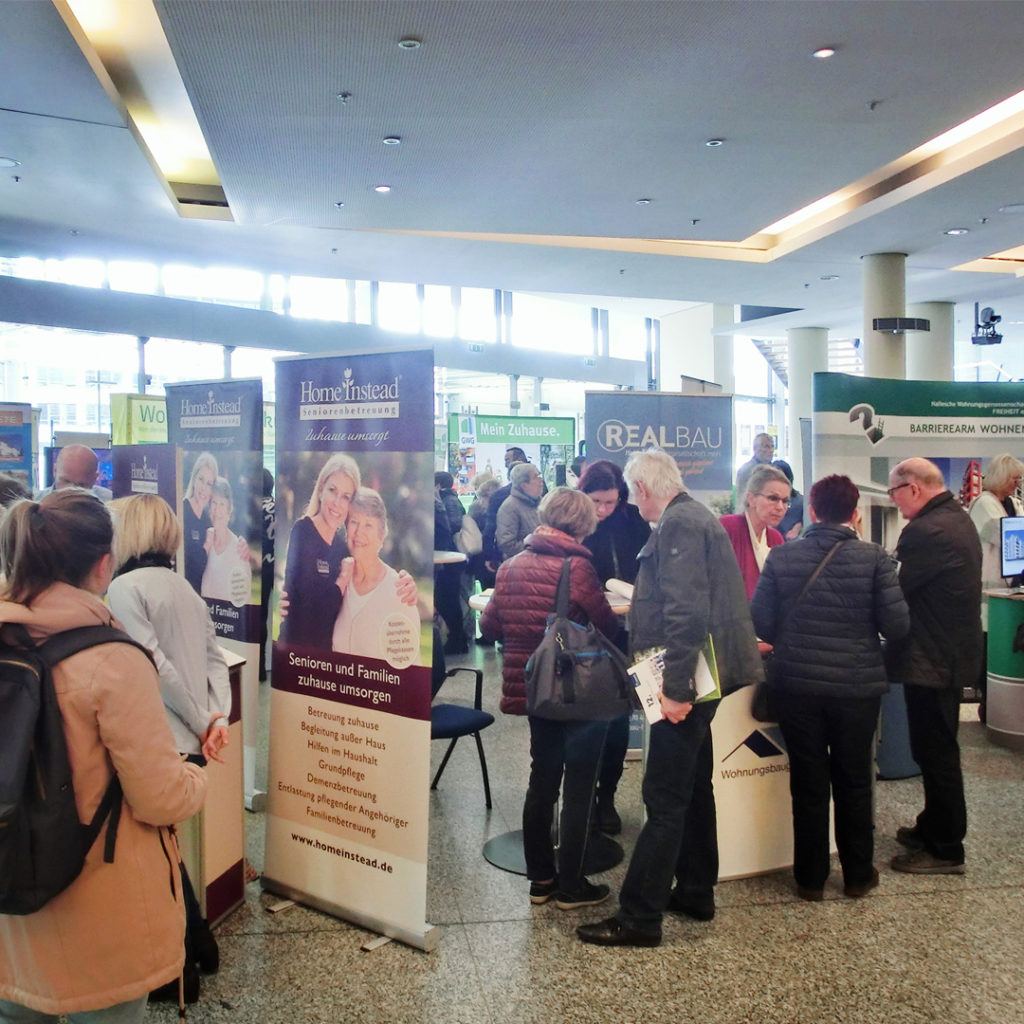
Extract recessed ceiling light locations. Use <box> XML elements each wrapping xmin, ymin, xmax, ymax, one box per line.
<box><xmin>382</xmin><ymin>136</ymin><xmax>402</xmax><ymax>146</ymax></box>
<box><xmin>812</xmin><ymin>46</ymin><xmax>836</xmax><ymax>59</ymax></box>
<box><xmin>705</xmin><ymin>138</ymin><xmax>724</xmax><ymax>147</ymax></box>
<box><xmin>0</xmin><ymin>157</ymin><xmax>20</xmax><ymax>168</ymax></box>
<box><xmin>635</xmin><ymin>198</ymin><xmax>652</xmax><ymax>205</ymax></box>
<box><xmin>820</xmin><ymin>274</ymin><xmax>840</xmax><ymax>281</ymax></box>
<box><xmin>334</xmin><ymin>201</ymin><xmax>345</xmax><ymax>208</ymax></box>
<box><xmin>999</xmin><ymin>203</ymin><xmax>1024</xmax><ymax>214</ymax></box>
<box><xmin>374</xmin><ymin>185</ymin><xmax>391</xmax><ymax>193</ymax></box>
<box><xmin>944</xmin><ymin>227</ymin><xmax>970</xmax><ymax>236</ymax></box>
<box><xmin>397</xmin><ymin>36</ymin><xmax>421</xmax><ymax>50</ymax></box>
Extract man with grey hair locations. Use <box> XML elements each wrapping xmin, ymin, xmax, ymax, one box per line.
<box><xmin>735</xmin><ymin>431</ymin><xmax>776</xmax><ymax>498</ymax></box>
<box><xmin>577</xmin><ymin>449</ymin><xmax>763</xmax><ymax>947</ymax></box>
<box><xmin>495</xmin><ymin>462</ymin><xmax>544</xmax><ymax>561</ymax></box>
<box><xmin>886</xmin><ymin>457</ymin><xmax>982</xmax><ymax>874</ymax></box>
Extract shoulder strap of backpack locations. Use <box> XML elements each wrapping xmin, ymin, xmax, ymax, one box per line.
<box><xmin>34</xmin><ymin>625</ymin><xmax>152</xmax><ymax>865</ymax></box>
<box><xmin>37</xmin><ymin>624</ymin><xmax>151</xmax><ymax>668</ymax></box>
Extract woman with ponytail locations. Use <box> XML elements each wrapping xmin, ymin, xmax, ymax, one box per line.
<box><xmin>0</xmin><ymin>489</ymin><xmax>206</xmax><ymax>1024</ymax></box>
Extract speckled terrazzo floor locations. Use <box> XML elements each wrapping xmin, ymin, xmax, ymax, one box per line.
<box><xmin>149</xmin><ymin>646</ymin><xmax>1024</xmax><ymax>1024</ymax></box>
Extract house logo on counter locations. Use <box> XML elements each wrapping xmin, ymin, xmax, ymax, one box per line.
<box><xmin>719</xmin><ymin>727</ymin><xmax>789</xmax><ymax>780</ymax></box>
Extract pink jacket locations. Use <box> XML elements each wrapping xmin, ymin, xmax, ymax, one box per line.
<box><xmin>719</xmin><ymin>513</ymin><xmax>784</xmax><ymax>601</ymax></box>
<box><xmin>0</xmin><ymin>583</ymin><xmax>206</xmax><ymax>1015</ymax></box>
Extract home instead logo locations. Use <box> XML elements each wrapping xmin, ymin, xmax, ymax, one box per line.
<box><xmin>299</xmin><ymin>368</ymin><xmax>401</xmax><ymax>421</ymax></box>
<box><xmin>130</xmin><ymin>455</ymin><xmax>159</xmax><ymax>494</ymax></box>
<box><xmin>719</xmin><ymin>726</ymin><xmax>789</xmax><ymax>780</ymax></box>
<box><xmin>179</xmin><ymin>390</ymin><xmax>242</xmax><ymax>429</ymax></box>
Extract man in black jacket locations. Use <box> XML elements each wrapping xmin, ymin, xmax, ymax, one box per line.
<box><xmin>886</xmin><ymin>457</ymin><xmax>982</xmax><ymax>874</ymax></box>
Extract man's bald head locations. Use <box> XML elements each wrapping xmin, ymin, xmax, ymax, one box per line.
<box><xmin>55</xmin><ymin>445</ymin><xmax>99</xmax><ymax>490</ymax></box>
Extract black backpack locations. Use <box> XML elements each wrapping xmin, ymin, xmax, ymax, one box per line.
<box><xmin>0</xmin><ymin>624</ymin><xmax>149</xmax><ymax>916</ymax></box>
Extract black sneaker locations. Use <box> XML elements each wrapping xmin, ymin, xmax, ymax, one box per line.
<box><xmin>529</xmin><ymin>879</ymin><xmax>558</xmax><ymax>905</ymax></box>
<box><xmin>555</xmin><ymin>879</ymin><xmax>610</xmax><ymax>910</ymax></box>
<box><xmin>891</xmin><ymin>849</ymin><xmax>965</xmax><ymax>875</ymax></box>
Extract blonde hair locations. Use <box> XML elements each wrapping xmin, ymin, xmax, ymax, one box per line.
<box><xmin>184</xmin><ymin>452</ymin><xmax>218</xmax><ymax>501</ymax></box>
<box><xmin>539</xmin><ymin>486</ymin><xmax>597</xmax><ymax>541</ymax></box>
<box><xmin>983</xmin><ymin>453</ymin><xmax>1024</xmax><ymax>495</ymax></box>
<box><xmin>0</xmin><ymin>490</ymin><xmax>112</xmax><ymax>605</ymax></box>
<box><xmin>110</xmin><ymin>493</ymin><xmax>181</xmax><ymax>568</ymax></box>
<box><xmin>307</xmin><ymin>454</ymin><xmax>361</xmax><ymax>518</ymax></box>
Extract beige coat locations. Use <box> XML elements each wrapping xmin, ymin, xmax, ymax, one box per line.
<box><xmin>0</xmin><ymin>583</ymin><xmax>207</xmax><ymax>1015</ymax></box>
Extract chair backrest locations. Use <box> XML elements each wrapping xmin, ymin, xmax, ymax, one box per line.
<box><xmin>431</xmin><ymin>626</ymin><xmax>447</xmax><ymax>699</ymax></box>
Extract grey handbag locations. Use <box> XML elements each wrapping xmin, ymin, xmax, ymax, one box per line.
<box><xmin>524</xmin><ymin>559</ymin><xmax>632</xmax><ymax>721</ymax></box>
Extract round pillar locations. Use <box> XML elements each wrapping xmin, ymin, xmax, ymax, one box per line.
<box><xmin>906</xmin><ymin>301</ymin><xmax>954</xmax><ymax>381</ymax></box>
<box><xmin>786</xmin><ymin>327</ymin><xmax>828</xmax><ymax>491</ymax></box>
<box><xmin>862</xmin><ymin>253</ymin><xmax>906</xmax><ymax>379</ymax></box>
<box><xmin>712</xmin><ymin>303</ymin><xmax>735</xmax><ymax>394</ymax></box>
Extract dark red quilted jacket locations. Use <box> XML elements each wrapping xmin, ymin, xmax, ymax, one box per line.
<box><xmin>479</xmin><ymin>525</ymin><xmax>619</xmax><ymax>715</ymax></box>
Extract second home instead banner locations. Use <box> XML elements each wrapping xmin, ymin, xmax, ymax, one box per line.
<box><xmin>265</xmin><ymin>349</ymin><xmax>437</xmax><ymax>950</ymax></box>
<box><xmin>165</xmin><ymin>379</ymin><xmax>264</xmax><ymax>643</ymax></box>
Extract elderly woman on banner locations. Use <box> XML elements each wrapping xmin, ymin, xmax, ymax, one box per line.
<box><xmin>968</xmin><ymin>452</ymin><xmax>1024</xmax><ymax>721</ymax></box>
<box><xmin>331</xmin><ymin>487</ymin><xmax>421</xmax><ymax>665</ymax></box>
<box><xmin>481</xmin><ymin>487</ymin><xmax>619</xmax><ymax>913</ymax></box>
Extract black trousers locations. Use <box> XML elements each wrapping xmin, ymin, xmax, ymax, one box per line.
<box><xmin>903</xmin><ymin>684</ymin><xmax>966</xmax><ymax>862</ymax></box>
<box><xmin>775</xmin><ymin>691</ymin><xmax>880</xmax><ymax>890</ymax></box>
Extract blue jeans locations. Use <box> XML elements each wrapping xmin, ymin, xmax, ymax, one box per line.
<box><xmin>617</xmin><ymin>700</ymin><xmax>718</xmax><ymax>933</ymax></box>
<box><xmin>0</xmin><ymin>997</ymin><xmax>147</xmax><ymax>1024</ymax></box>
<box><xmin>523</xmin><ymin>717</ymin><xmax>608</xmax><ymax>892</ymax></box>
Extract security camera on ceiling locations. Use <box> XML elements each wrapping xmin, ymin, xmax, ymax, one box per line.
<box><xmin>972</xmin><ymin>303</ymin><xmax>1002</xmax><ymax>345</ymax></box>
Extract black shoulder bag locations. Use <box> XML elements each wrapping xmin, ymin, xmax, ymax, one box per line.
<box><xmin>524</xmin><ymin>559</ymin><xmax>632</xmax><ymax>721</ymax></box>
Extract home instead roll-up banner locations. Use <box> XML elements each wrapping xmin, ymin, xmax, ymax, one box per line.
<box><xmin>166</xmin><ymin>378</ymin><xmax>265</xmax><ymax>807</ymax></box>
<box><xmin>263</xmin><ymin>350</ymin><xmax>437</xmax><ymax>951</ymax></box>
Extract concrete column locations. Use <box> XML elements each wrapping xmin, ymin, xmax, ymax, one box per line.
<box><xmin>862</xmin><ymin>252</ymin><xmax>906</xmax><ymax>379</ymax></box>
<box><xmin>906</xmin><ymin>301</ymin><xmax>954</xmax><ymax>381</ymax></box>
<box><xmin>509</xmin><ymin>373</ymin><xmax>520</xmax><ymax>414</ymax></box>
<box><xmin>534</xmin><ymin>376</ymin><xmax>544</xmax><ymax>415</ymax></box>
<box><xmin>786</xmin><ymin>327</ymin><xmax>829</xmax><ymax>491</ymax></box>
<box><xmin>137</xmin><ymin>336</ymin><xmax>149</xmax><ymax>394</ymax></box>
<box><xmin>222</xmin><ymin>344</ymin><xmax>234</xmax><ymax>379</ymax></box>
<box><xmin>712</xmin><ymin>302</ymin><xmax>735</xmax><ymax>394</ymax></box>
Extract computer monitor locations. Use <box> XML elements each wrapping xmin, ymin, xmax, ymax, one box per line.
<box><xmin>999</xmin><ymin>515</ymin><xmax>1024</xmax><ymax>580</ymax></box>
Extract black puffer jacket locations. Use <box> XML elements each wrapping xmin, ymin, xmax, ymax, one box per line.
<box><xmin>886</xmin><ymin>490</ymin><xmax>983</xmax><ymax>690</ymax></box>
<box><xmin>750</xmin><ymin>522</ymin><xmax>909</xmax><ymax>698</ymax></box>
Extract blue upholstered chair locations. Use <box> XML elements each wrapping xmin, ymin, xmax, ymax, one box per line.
<box><xmin>431</xmin><ymin>635</ymin><xmax>494</xmax><ymax>808</ymax></box>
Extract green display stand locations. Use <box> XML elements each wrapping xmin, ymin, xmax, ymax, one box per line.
<box><xmin>986</xmin><ymin>593</ymin><xmax>1024</xmax><ymax>751</ymax></box>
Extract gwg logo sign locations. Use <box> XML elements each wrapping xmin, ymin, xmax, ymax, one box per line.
<box><xmin>597</xmin><ymin>419</ymin><xmax>724</xmax><ymax>453</ymax></box>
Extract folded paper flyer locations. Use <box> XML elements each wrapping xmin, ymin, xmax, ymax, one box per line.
<box><xmin>628</xmin><ymin>636</ymin><xmax>721</xmax><ymax>725</ymax></box>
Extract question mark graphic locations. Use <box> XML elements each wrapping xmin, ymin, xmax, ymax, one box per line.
<box><xmin>849</xmin><ymin>404</ymin><xmax>885</xmax><ymax>445</ymax></box>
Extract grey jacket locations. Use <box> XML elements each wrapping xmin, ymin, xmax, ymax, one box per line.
<box><xmin>750</xmin><ymin>522</ymin><xmax>909</xmax><ymax>698</ymax></box>
<box><xmin>495</xmin><ymin>486</ymin><xmax>541</xmax><ymax>561</ymax></box>
<box><xmin>629</xmin><ymin>492</ymin><xmax>763</xmax><ymax>703</ymax></box>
